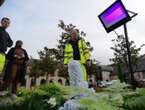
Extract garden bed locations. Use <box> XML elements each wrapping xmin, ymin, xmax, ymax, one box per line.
<box><xmin>0</xmin><ymin>81</ymin><xmax>145</xmax><ymax>110</ymax></box>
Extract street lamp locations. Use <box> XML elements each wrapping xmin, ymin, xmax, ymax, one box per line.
<box><xmin>98</xmin><ymin>0</ymin><xmax>138</xmax><ymax>89</ymax></box>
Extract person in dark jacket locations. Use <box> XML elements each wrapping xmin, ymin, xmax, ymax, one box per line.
<box><xmin>0</xmin><ymin>17</ymin><xmax>13</xmax><ymax>74</ymax></box>
<box><xmin>3</xmin><ymin>40</ymin><xmax>29</xmax><ymax>94</ymax></box>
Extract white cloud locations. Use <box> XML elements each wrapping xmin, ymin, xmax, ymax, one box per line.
<box><xmin>0</xmin><ymin>0</ymin><xmax>145</xmax><ymax>64</ymax></box>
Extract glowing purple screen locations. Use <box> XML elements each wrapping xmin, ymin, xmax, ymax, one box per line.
<box><xmin>100</xmin><ymin>1</ymin><xmax>128</xmax><ymax>28</ymax></box>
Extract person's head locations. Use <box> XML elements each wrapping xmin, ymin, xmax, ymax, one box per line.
<box><xmin>70</xmin><ymin>29</ymin><xmax>79</xmax><ymax>40</ymax></box>
<box><xmin>15</xmin><ymin>40</ymin><xmax>23</xmax><ymax>48</ymax></box>
<box><xmin>1</xmin><ymin>17</ymin><xmax>10</xmax><ymax>29</ymax></box>
<box><xmin>0</xmin><ymin>0</ymin><xmax>5</xmax><ymax>7</ymax></box>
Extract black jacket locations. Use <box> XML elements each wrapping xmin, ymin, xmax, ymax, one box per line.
<box><xmin>0</xmin><ymin>27</ymin><xmax>13</xmax><ymax>53</ymax></box>
<box><xmin>6</xmin><ymin>47</ymin><xmax>29</xmax><ymax>63</ymax></box>
<box><xmin>3</xmin><ymin>47</ymin><xmax>29</xmax><ymax>84</ymax></box>
<box><xmin>69</xmin><ymin>39</ymin><xmax>80</xmax><ymax>60</ymax></box>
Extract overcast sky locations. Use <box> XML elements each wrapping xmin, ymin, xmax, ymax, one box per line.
<box><xmin>0</xmin><ymin>0</ymin><xmax>145</xmax><ymax>65</ymax></box>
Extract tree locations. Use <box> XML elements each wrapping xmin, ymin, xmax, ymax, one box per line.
<box><xmin>28</xmin><ymin>47</ymin><xmax>60</xmax><ymax>78</ymax></box>
<box><xmin>38</xmin><ymin>47</ymin><xmax>59</xmax><ymax>76</ymax></box>
<box><xmin>86</xmin><ymin>59</ymin><xmax>100</xmax><ymax>75</ymax></box>
<box><xmin>110</xmin><ymin>34</ymin><xmax>143</xmax><ymax>82</ymax></box>
<box><xmin>28</xmin><ymin>58</ymin><xmax>42</xmax><ymax>78</ymax></box>
<box><xmin>86</xmin><ymin>59</ymin><xmax>102</xmax><ymax>82</ymax></box>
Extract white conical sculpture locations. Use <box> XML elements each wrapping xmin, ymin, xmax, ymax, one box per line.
<box><xmin>68</xmin><ymin>60</ymin><xmax>88</xmax><ymax>88</ymax></box>
<box><xmin>58</xmin><ymin>100</ymin><xmax>81</xmax><ymax>110</ymax></box>
<box><xmin>59</xmin><ymin>60</ymin><xmax>89</xmax><ymax>110</ymax></box>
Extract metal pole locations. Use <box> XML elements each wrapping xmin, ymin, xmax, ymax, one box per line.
<box><xmin>124</xmin><ymin>24</ymin><xmax>135</xmax><ymax>89</ymax></box>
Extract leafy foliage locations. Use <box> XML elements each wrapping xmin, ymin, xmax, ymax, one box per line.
<box><xmin>110</xmin><ymin>35</ymin><xmax>141</xmax><ymax>65</ymax></box>
<box><xmin>28</xmin><ymin>48</ymin><xmax>60</xmax><ymax>77</ymax></box>
<box><xmin>110</xmin><ymin>35</ymin><xmax>142</xmax><ymax>82</ymax></box>
<box><xmin>28</xmin><ymin>58</ymin><xmax>41</xmax><ymax>77</ymax></box>
<box><xmin>38</xmin><ymin>47</ymin><xmax>59</xmax><ymax>76</ymax></box>
<box><xmin>123</xmin><ymin>88</ymin><xmax>145</xmax><ymax>110</ymax></box>
<box><xmin>1</xmin><ymin>81</ymin><xmax>145</xmax><ymax>110</ymax></box>
<box><xmin>0</xmin><ymin>83</ymin><xmax>70</xmax><ymax>110</ymax></box>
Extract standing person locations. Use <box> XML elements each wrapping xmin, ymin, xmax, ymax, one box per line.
<box><xmin>3</xmin><ymin>40</ymin><xmax>29</xmax><ymax>94</ymax></box>
<box><xmin>64</xmin><ymin>29</ymin><xmax>91</xmax><ymax>88</ymax></box>
<box><xmin>0</xmin><ymin>17</ymin><xmax>13</xmax><ymax>74</ymax></box>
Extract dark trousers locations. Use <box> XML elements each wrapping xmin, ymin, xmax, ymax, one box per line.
<box><xmin>3</xmin><ymin>63</ymin><xmax>22</xmax><ymax>93</ymax></box>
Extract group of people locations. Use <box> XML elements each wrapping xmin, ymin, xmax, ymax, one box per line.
<box><xmin>0</xmin><ymin>17</ymin><xmax>91</xmax><ymax>95</ymax></box>
<box><xmin>0</xmin><ymin>17</ymin><xmax>29</xmax><ymax>94</ymax></box>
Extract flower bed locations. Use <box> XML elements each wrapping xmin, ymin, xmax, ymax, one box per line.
<box><xmin>0</xmin><ymin>81</ymin><xmax>145</xmax><ymax>110</ymax></box>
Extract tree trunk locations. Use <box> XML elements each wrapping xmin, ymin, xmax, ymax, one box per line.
<box><xmin>117</xmin><ymin>63</ymin><xmax>124</xmax><ymax>83</ymax></box>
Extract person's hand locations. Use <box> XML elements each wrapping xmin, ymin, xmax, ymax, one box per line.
<box><xmin>17</xmin><ymin>56</ymin><xmax>22</xmax><ymax>59</ymax></box>
<box><xmin>64</xmin><ymin>64</ymin><xmax>68</xmax><ymax>69</ymax></box>
<box><xmin>86</xmin><ymin>60</ymin><xmax>91</xmax><ymax>67</ymax></box>
<box><xmin>14</xmin><ymin>54</ymin><xmax>17</xmax><ymax>58</ymax></box>
<box><xmin>25</xmin><ymin>61</ymin><xmax>29</xmax><ymax>66</ymax></box>
<box><xmin>14</xmin><ymin>55</ymin><xmax>21</xmax><ymax>59</ymax></box>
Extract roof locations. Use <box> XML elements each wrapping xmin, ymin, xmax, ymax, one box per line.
<box><xmin>101</xmin><ymin>65</ymin><xmax>113</xmax><ymax>72</ymax></box>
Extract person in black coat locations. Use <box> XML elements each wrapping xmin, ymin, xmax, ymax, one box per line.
<box><xmin>3</xmin><ymin>40</ymin><xmax>29</xmax><ymax>94</ymax></box>
<box><xmin>0</xmin><ymin>17</ymin><xmax>13</xmax><ymax>74</ymax></box>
